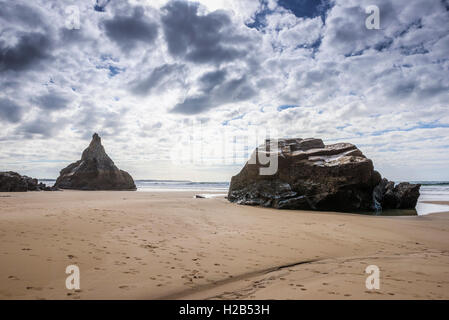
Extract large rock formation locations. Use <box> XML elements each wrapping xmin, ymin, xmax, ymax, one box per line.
<box><xmin>0</xmin><ymin>171</ymin><xmax>56</xmax><ymax>192</ymax></box>
<box><xmin>54</xmin><ymin>133</ymin><xmax>136</xmax><ymax>190</ymax></box>
<box><xmin>228</xmin><ymin>138</ymin><xmax>420</xmax><ymax>213</ymax></box>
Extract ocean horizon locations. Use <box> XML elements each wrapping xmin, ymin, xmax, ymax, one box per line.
<box><xmin>38</xmin><ymin>179</ymin><xmax>449</xmax><ymax>190</ymax></box>
<box><xmin>39</xmin><ymin>179</ymin><xmax>230</xmax><ymax>192</ymax></box>
<box><xmin>37</xmin><ymin>179</ymin><xmax>449</xmax><ymax>216</ymax></box>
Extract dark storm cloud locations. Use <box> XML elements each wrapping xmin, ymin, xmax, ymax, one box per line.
<box><xmin>15</xmin><ymin>114</ymin><xmax>69</xmax><ymax>138</ymax></box>
<box><xmin>0</xmin><ymin>32</ymin><xmax>51</xmax><ymax>72</ymax></box>
<box><xmin>33</xmin><ymin>92</ymin><xmax>72</xmax><ymax>111</ymax></box>
<box><xmin>199</xmin><ymin>69</ymin><xmax>227</xmax><ymax>91</ymax></box>
<box><xmin>170</xmin><ymin>95</ymin><xmax>210</xmax><ymax>115</ymax></box>
<box><xmin>171</xmin><ymin>73</ymin><xmax>256</xmax><ymax>114</ymax></box>
<box><xmin>130</xmin><ymin>63</ymin><xmax>185</xmax><ymax>96</ymax></box>
<box><xmin>102</xmin><ymin>6</ymin><xmax>158</xmax><ymax>50</ymax></box>
<box><xmin>161</xmin><ymin>1</ymin><xmax>249</xmax><ymax>64</ymax></box>
<box><xmin>442</xmin><ymin>0</ymin><xmax>449</xmax><ymax>11</ymax></box>
<box><xmin>18</xmin><ymin>118</ymin><xmax>54</xmax><ymax>137</ymax></box>
<box><xmin>0</xmin><ymin>98</ymin><xmax>24</xmax><ymax>123</ymax></box>
<box><xmin>386</xmin><ymin>78</ymin><xmax>449</xmax><ymax>101</ymax></box>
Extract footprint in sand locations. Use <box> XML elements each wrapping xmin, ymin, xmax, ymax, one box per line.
<box><xmin>26</xmin><ymin>286</ymin><xmax>43</xmax><ymax>291</ymax></box>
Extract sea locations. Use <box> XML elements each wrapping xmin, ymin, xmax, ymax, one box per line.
<box><xmin>135</xmin><ymin>180</ymin><xmax>229</xmax><ymax>192</ymax></box>
<box><xmin>39</xmin><ymin>179</ymin><xmax>449</xmax><ymax>216</ymax></box>
<box><xmin>412</xmin><ymin>182</ymin><xmax>449</xmax><ymax>216</ymax></box>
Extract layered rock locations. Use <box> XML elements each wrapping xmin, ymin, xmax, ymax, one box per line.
<box><xmin>0</xmin><ymin>171</ymin><xmax>56</xmax><ymax>192</ymax></box>
<box><xmin>228</xmin><ymin>138</ymin><xmax>420</xmax><ymax>213</ymax></box>
<box><xmin>54</xmin><ymin>133</ymin><xmax>136</xmax><ymax>190</ymax></box>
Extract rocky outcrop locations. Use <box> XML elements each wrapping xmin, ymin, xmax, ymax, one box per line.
<box><xmin>373</xmin><ymin>179</ymin><xmax>421</xmax><ymax>210</ymax></box>
<box><xmin>54</xmin><ymin>133</ymin><xmax>136</xmax><ymax>190</ymax></box>
<box><xmin>0</xmin><ymin>171</ymin><xmax>56</xmax><ymax>192</ymax></box>
<box><xmin>228</xmin><ymin>138</ymin><xmax>420</xmax><ymax>213</ymax></box>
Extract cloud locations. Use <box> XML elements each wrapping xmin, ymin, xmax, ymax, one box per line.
<box><xmin>0</xmin><ymin>98</ymin><xmax>24</xmax><ymax>123</ymax></box>
<box><xmin>32</xmin><ymin>89</ymin><xmax>74</xmax><ymax>112</ymax></box>
<box><xmin>198</xmin><ymin>69</ymin><xmax>228</xmax><ymax>91</ymax></box>
<box><xmin>319</xmin><ymin>0</ymin><xmax>402</xmax><ymax>56</ymax></box>
<box><xmin>70</xmin><ymin>100</ymin><xmax>130</xmax><ymax>140</ymax></box>
<box><xmin>171</xmin><ymin>73</ymin><xmax>256</xmax><ymax>114</ymax></box>
<box><xmin>161</xmin><ymin>0</ymin><xmax>251</xmax><ymax>64</ymax></box>
<box><xmin>0</xmin><ymin>32</ymin><xmax>51</xmax><ymax>72</ymax></box>
<box><xmin>102</xmin><ymin>6</ymin><xmax>158</xmax><ymax>50</ymax></box>
<box><xmin>130</xmin><ymin>63</ymin><xmax>186</xmax><ymax>96</ymax></box>
<box><xmin>17</xmin><ymin>117</ymin><xmax>54</xmax><ymax>137</ymax></box>
<box><xmin>0</xmin><ymin>1</ymin><xmax>45</xmax><ymax>29</ymax></box>
<box><xmin>14</xmin><ymin>112</ymin><xmax>70</xmax><ymax>138</ymax></box>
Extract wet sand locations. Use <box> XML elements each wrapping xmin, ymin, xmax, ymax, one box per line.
<box><xmin>423</xmin><ymin>201</ymin><xmax>449</xmax><ymax>206</ymax></box>
<box><xmin>0</xmin><ymin>191</ymin><xmax>448</xmax><ymax>299</ymax></box>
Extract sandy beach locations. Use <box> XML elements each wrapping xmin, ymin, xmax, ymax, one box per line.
<box><xmin>0</xmin><ymin>191</ymin><xmax>448</xmax><ymax>300</ymax></box>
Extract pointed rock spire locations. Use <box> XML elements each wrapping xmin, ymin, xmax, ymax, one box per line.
<box><xmin>81</xmin><ymin>133</ymin><xmax>113</xmax><ymax>164</ymax></box>
<box><xmin>55</xmin><ymin>133</ymin><xmax>136</xmax><ymax>190</ymax></box>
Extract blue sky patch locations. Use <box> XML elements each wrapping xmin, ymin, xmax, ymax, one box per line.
<box><xmin>222</xmin><ymin>113</ymin><xmax>246</xmax><ymax>126</ymax></box>
<box><xmin>246</xmin><ymin>0</ymin><xmax>273</xmax><ymax>30</ymax></box>
<box><xmin>108</xmin><ymin>65</ymin><xmax>123</xmax><ymax>77</ymax></box>
<box><xmin>278</xmin><ymin>0</ymin><xmax>333</xmax><ymax>22</ymax></box>
<box><xmin>277</xmin><ymin>104</ymin><xmax>298</xmax><ymax>111</ymax></box>
<box><xmin>94</xmin><ymin>0</ymin><xmax>110</xmax><ymax>12</ymax></box>
<box><xmin>247</xmin><ymin>0</ymin><xmax>333</xmax><ymax>30</ymax></box>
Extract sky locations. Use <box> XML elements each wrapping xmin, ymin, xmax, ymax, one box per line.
<box><xmin>0</xmin><ymin>0</ymin><xmax>448</xmax><ymax>181</ymax></box>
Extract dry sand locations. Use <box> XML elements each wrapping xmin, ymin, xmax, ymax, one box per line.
<box><xmin>0</xmin><ymin>191</ymin><xmax>448</xmax><ymax>300</ymax></box>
